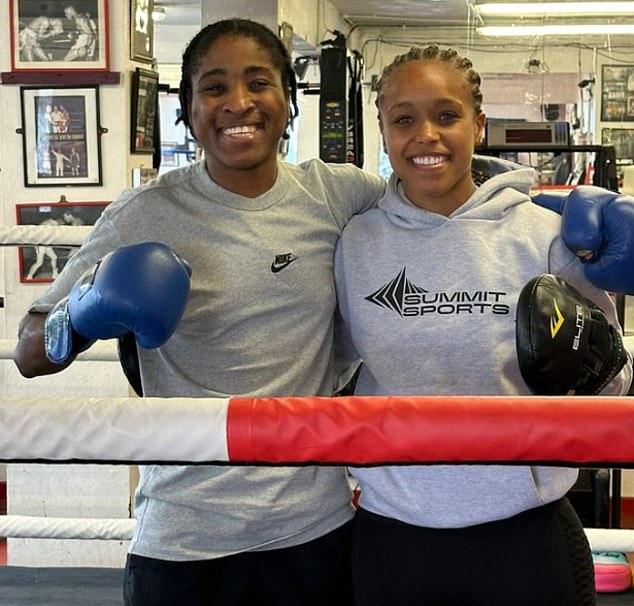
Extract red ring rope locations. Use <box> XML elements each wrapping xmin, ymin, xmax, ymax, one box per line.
<box><xmin>227</xmin><ymin>395</ymin><xmax>634</xmax><ymax>466</ymax></box>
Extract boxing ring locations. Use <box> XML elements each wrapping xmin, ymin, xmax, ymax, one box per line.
<box><xmin>1</xmin><ymin>225</ymin><xmax>634</xmax><ymax>604</ymax></box>
<box><xmin>2</xmin><ymin>394</ymin><xmax>634</xmax><ymax>539</ymax></box>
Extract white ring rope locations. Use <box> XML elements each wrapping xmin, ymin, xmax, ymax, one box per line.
<box><xmin>0</xmin><ymin>515</ymin><xmax>135</xmax><ymax>541</ymax></box>
<box><xmin>0</xmin><ymin>339</ymin><xmax>119</xmax><ymax>362</ymax></box>
<box><xmin>1</xmin><ymin>396</ymin><xmax>230</xmax><ymax>464</ymax></box>
<box><xmin>0</xmin><ymin>515</ymin><xmax>631</xmax><ymax>553</ymax></box>
<box><xmin>585</xmin><ymin>528</ymin><xmax>634</xmax><ymax>553</ymax></box>
<box><xmin>0</xmin><ymin>225</ymin><xmax>91</xmax><ymax>247</ymax></box>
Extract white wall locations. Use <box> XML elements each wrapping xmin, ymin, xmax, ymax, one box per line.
<box><xmin>279</xmin><ymin>0</ymin><xmax>349</xmax><ymax>49</ymax></box>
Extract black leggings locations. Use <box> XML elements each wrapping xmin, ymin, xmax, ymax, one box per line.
<box><xmin>123</xmin><ymin>520</ymin><xmax>353</xmax><ymax>606</ymax></box>
<box><xmin>352</xmin><ymin>498</ymin><xmax>596</xmax><ymax>606</ymax></box>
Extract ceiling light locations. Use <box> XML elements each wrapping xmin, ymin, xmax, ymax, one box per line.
<box><xmin>478</xmin><ymin>23</ymin><xmax>634</xmax><ymax>36</ymax></box>
<box><xmin>475</xmin><ymin>2</ymin><xmax>634</xmax><ymax>16</ymax></box>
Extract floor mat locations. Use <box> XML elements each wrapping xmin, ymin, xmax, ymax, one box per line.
<box><xmin>599</xmin><ymin>590</ymin><xmax>634</xmax><ymax>605</ymax></box>
<box><xmin>0</xmin><ymin>567</ymin><xmax>123</xmax><ymax>606</ymax></box>
<box><xmin>0</xmin><ymin>566</ymin><xmax>630</xmax><ymax>605</ymax></box>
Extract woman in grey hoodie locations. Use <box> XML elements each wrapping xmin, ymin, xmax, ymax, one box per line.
<box><xmin>335</xmin><ymin>45</ymin><xmax>632</xmax><ymax>606</ymax></box>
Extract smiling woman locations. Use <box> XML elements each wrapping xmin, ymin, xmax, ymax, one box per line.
<box><xmin>13</xmin><ymin>17</ymin><xmax>387</xmax><ymax>606</ymax></box>
<box><xmin>333</xmin><ymin>43</ymin><xmax>633</xmax><ymax>606</ymax></box>
<box><xmin>178</xmin><ymin>23</ymin><xmax>296</xmax><ymax>197</ymax></box>
<box><xmin>374</xmin><ymin>45</ymin><xmax>485</xmax><ymax>216</ymax></box>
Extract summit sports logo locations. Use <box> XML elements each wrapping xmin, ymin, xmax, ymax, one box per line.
<box><xmin>365</xmin><ymin>267</ymin><xmax>510</xmax><ymax>317</ymax></box>
<box><xmin>365</xmin><ymin>267</ymin><xmax>428</xmax><ymax>315</ymax></box>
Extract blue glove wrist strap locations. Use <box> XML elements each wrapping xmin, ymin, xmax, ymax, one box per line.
<box><xmin>44</xmin><ymin>297</ymin><xmax>95</xmax><ymax>364</ymax></box>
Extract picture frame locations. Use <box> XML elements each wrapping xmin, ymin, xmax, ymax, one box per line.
<box><xmin>10</xmin><ymin>0</ymin><xmax>110</xmax><ymax>72</ymax></box>
<box><xmin>601</xmin><ymin>128</ymin><xmax>634</xmax><ymax>163</ymax></box>
<box><xmin>20</xmin><ymin>85</ymin><xmax>103</xmax><ymax>187</ymax></box>
<box><xmin>16</xmin><ymin>200</ymin><xmax>109</xmax><ymax>283</ymax></box>
<box><xmin>130</xmin><ymin>0</ymin><xmax>154</xmax><ymax>63</ymax></box>
<box><xmin>131</xmin><ymin>166</ymin><xmax>158</xmax><ymax>187</ymax></box>
<box><xmin>601</xmin><ymin>64</ymin><xmax>634</xmax><ymax>122</ymax></box>
<box><xmin>131</xmin><ymin>67</ymin><xmax>159</xmax><ymax>154</ymax></box>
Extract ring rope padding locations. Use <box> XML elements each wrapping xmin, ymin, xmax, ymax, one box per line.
<box><xmin>2</xmin><ymin>395</ymin><xmax>634</xmax><ymax>466</ymax></box>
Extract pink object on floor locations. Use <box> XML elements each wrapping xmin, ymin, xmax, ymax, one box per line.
<box><xmin>593</xmin><ymin>551</ymin><xmax>633</xmax><ymax>593</ymax></box>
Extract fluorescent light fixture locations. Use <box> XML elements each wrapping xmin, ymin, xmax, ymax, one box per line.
<box><xmin>475</xmin><ymin>2</ymin><xmax>634</xmax><ymax>16</ymax></box>
<box><xmin>478</xmin><ymin>23</ymin><xmax>634</xmax><ymax>36</ymax></box>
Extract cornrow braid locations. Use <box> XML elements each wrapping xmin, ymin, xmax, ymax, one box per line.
<box><xmin>177</xmin><ymin>18</ymin><xmax>299</xmax><ymax>140</ymax></box>
<box><xmin>375</xmin><ymin>44</ymin><xmax>483</xmax><ymax>113</ymax></box>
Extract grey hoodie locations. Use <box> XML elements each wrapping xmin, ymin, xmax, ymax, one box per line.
<box><xmin>335</xmin><ymin>157</ymin><xmax>632</xmax><ymax>528</ymax></box>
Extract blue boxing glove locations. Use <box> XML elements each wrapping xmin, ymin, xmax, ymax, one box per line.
<box><xmin>45</xmin><ymin>242</ymin><xmax>191</xmax><ymax>364</ymax></box>
<box><xmin>532</xmin><ymin>186</ymin><xmax>634</xmax><ymax>294</ymax></box>
<box><xmin>531</xmin><ymin>190</ymin><xmax>567</xmax><ymax>215</ymax></box>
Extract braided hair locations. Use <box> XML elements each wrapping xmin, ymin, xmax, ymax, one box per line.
<box><xmin>375</xmin><ymin>44</ymin><xmax>483</xmax><ymax>114</ymax></box>
<box><xmin>178</xmin><ymin>18</ymin><xmax>299</xmax><ymax>140</ymax></box>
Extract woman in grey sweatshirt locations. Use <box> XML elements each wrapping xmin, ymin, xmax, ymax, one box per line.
<box><xmin>335</xmin><ymin>45</ymin><xmax>632</xmax><ymax>606</ymax></box>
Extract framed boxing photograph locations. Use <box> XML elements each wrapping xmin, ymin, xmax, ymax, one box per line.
<box><xmin>601</xmin><ymin>64</ymin><xmax>634</xmax><ymax>122</ymax></box>
<box><xmin>9</xmin><ymin>0</ymin><xmax>110</xmax><ymax>72</ymax></box>
<box><xmin>19</xmin><ymin>85</ymin><xmax>103</xmax><ymax>187</ymax></box>
<box><xmin>131</xmin><ymin>67</ymin><xmax>159</xmax><ymax>154</ymax></box>
<box><xmin>601</xmin><ymin>128</ymin><xmax>634</xmax><ymax>163</ymax></box>
<box><xmin>16</xmin><ymin>200</ymin><xmax>109</xmax><ymax>283</ymax></box>
<box><xmin>130</xmin><ymin>0</ymin><xmax>154</xmax><ymax>63</ymax></box>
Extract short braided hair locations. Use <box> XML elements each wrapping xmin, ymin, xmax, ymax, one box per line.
<box><xmin>375</xmin><ymin>44</ymin><xmax>483</xmax><ymax>113</ymax></box>
<box><xmin>178</xmin><ymin>18</ymin><xmax>299</xmax><ymax>140</ymax></box>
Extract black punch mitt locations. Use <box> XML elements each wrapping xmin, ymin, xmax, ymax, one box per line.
<box><xmin>118</xmin><ymin>331</ymin><xmax>143</xmax><ymax>397</ymax></box>
<box><xmin>516</xmin><ymin>274</ymin><xmax>627</xmax><ymax>395</ymax></box>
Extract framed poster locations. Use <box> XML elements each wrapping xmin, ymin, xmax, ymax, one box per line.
<box><xmin>601</xmin><ymin>64</ymin><xmax>634</xmax><ymax>122</ymax></box>
<box><xmin>20</xmin><ymin>86</ymin><xmax>102</xmax><ymax>187</ymax></box>
<box><xmin>9</xmin><ymin>0</ymin><xmax>110</xmax><ymax>72</ymax></box>
<box><xmin>131</xmin><ymin>166</ymin><xmax>158</xmax><ymax>187</ymax></box>
<box><xmin>130</xmin><ymin>0</ymin><xmax>154</xmax><ymax>62</ymax></box>
<box><xmin>16</xmin><ymin>201</ymin><xmax>109</xmax><ymax>283</ymax></box>
<box><xmin>601</xmin><ymin>128</ymin><xmax>634</xmax><ymax>163</ymax></box>
<box><xmin>131</xmin><ymin>67</ymin><xmax>159</xmax><ymax>154</ymax></box>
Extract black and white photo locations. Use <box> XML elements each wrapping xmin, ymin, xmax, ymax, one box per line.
<box><xmin>16</xmin><ymin>201</ymin><xmax>109</xmax><ymax>283</ymax></box>
<box><xmin>10</xmin><ymin>0</ymin><xmax>109</xmax><ymax>71</ymax></box>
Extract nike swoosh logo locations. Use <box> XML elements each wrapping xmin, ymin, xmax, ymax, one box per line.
<box><xmin>271</xmin><ymin>258</ymin><xmax>297</xmax><ymax>273</ymax></box>
<box><xmin>550</xmin><ymin>298</ymin><xmax>565</xmax><ymax>338</ymax></box>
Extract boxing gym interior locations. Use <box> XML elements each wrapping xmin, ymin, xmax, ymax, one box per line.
<box><xmin>1</xmin><ymin>0</ymin><xmax>634</xmax><ymax>604</ymax></box>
